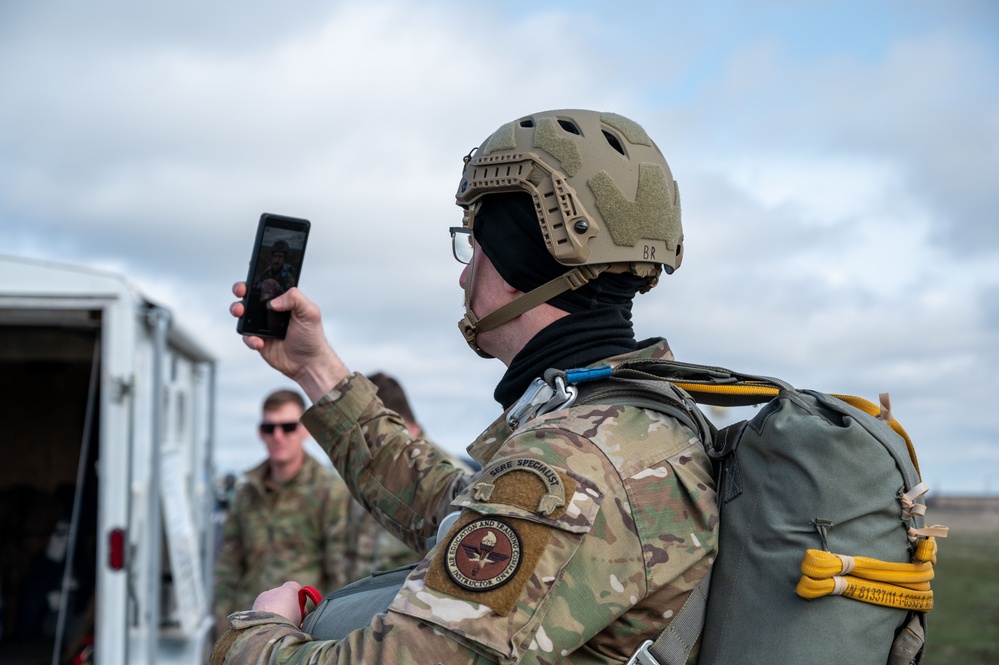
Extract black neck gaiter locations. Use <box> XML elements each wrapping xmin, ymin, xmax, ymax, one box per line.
<box><xmin>494</xmin><ymin>302</ymin><xmax>638</xmax><ymax>409</ymax></box>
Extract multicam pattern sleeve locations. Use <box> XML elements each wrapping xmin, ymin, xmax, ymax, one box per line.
<box><xmin>302</xmin><ymin>374</ymin><xmax>476</xmax><ymax>553</ymax></box>
<box><xmin>219</xmin><ymin>348</ymin><xmax>718</xmax><ymax>664</ymax></box>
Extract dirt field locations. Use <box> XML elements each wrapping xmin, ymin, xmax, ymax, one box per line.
<box><xmin>926</xmin><ymin>496</ymin><xmax>999</xmax><ymax>535</ymax></box>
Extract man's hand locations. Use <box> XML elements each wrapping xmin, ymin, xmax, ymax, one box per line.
<box><xmin>230</xmin><ymin>283</ymin><xmax>350</xmax><ymax>401</ymax></box>
<box><xmin>252</xmin><ymin>581</ymin><xmax>305</xmax><ymax>625</ymax></box>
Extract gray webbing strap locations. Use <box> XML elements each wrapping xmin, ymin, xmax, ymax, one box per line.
<box><xmin>572</xmin><ymin>368</ymin><xmax>715</xmax><ymax>665</ymax></box>
<box><xmin>628</xmin><ymin>570</ymin><xmax>711</xmax><ymax>665</ymax></box>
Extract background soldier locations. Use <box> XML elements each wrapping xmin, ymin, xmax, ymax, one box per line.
<box><xmin>212</xmin><ymin>389</ymin><xmax>416</xmax><ymax>636</ymax></box>
<box><xmin>366</xmin><ymin>372</ymin><xmax>424</xmax><ymax>438</ymax></box>
<box><xmin>254</xmin><ymin>240</ymin><xmax>296</xmax><ymax>296</ymax></box>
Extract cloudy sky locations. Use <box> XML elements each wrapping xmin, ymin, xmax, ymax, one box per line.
<box><xmin>2</xmin><ymin>1</ymin><xmax>996</xmax><ymax>496</ymax></box>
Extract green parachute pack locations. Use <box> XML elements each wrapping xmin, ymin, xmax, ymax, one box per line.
<box><xmin>567</xmin><ymin>358</ymin><xmax>949</xmax><ymax>665</ymax></box>
<box><xmin>301</xmin><ymin>358</ymin><xmax>948</xmax><ymax>665</ymax></box>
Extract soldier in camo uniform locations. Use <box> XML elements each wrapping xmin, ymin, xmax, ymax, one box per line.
<box><xmin>215</xmin><ymin>109</ymin><xmax>719</xmax><ymax>664</ymax></box>
<box><xmin>213</xmin><ymin>389</ymin><xmax>416</xmax><ymax>635</ymax></box>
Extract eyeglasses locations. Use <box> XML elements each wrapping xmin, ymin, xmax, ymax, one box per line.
<box><xmin>450</xmin><ymin>226</ymin><xmax>473</xmax><ymax>264</ymax></box>
<box><xmin>259</xmin><ymin>422</ymin><xmax>299</xmax><ymax>434</ymax></box>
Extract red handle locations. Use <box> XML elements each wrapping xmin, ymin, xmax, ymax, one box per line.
<box><xmin>298</xmin><ymin>585</ymin><xmax>323</xmax><ymax>624</ymax></box>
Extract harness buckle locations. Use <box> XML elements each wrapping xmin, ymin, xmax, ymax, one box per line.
<box><xmin>626</xmin><ymin>640</ymin><xmax>661</xmax><ymax>665</ymax></box>
<box><xmin>506</xmin><ymin>374</ymin><xmax>578</xmax><ymax>430</ymax></box>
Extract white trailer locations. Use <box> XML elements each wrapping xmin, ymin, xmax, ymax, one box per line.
<box><xmin>0</xmin><ymin>255</ymin><xmax>216</xmax><ymax>665</ymax></box>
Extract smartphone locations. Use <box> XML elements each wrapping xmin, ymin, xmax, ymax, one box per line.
<box><xmin>236</xmin><ymin>213</ymin><xmax>311</xmax><ymax>339</ymax></box>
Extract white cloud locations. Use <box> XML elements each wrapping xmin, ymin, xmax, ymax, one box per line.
<box><xmin>1</xmin><ymin>0</ymin><xmax>996</xmax><ymax>494</ymax></box>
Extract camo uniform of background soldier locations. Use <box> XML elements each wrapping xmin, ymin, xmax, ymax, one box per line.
<box><xmin>213</xmin><ymin>389</ymin><xmax>417</xmax><ymax>636</ymax></box>
<box><xmin>215</xmin><ymin>109</ymin><xmax>719</xmax><ymax>664</ymax></box>
<box><xmin>255</xmin><ymin>239</ymin><xmax>297</xmax><ymax>302</ymax></box>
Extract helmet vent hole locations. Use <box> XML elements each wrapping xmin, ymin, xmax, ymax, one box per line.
<box><xmin>558</xmin><ymin>119</ymin><xmax>581</xmax><ymax>135</ymax></box>
<box><xmin>520</xmin><ymin>119</ymin><xmax>535</xmax><ymax>128</ymax></box>
<box><xmin>603</xmin><ymin>131</ymin><xmax>625</xmax><ymax>155</ymax></box>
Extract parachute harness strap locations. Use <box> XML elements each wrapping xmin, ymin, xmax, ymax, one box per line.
<box><xmin>796</xmin><ymin>572</ymin><xmax>935</xmax><ymax>612</ymax></box>
<box><xmin>800</xmin><ymin>550</ymin><xmax>934</xmax><ymax>585</ymax></box>
<box><xmin>796</xmin><ymin>538</ymin><xmax>942</xmax><ymax>612</ymax></box>
<box><xmin>505</xmin><ymin>366</ymin><xmax>616</xmax><ymax>430</ymax></box>
<box><xmin>797</xmin><ymin>481</ymin><xmax>949</xmax><ymax>613</ymax></box>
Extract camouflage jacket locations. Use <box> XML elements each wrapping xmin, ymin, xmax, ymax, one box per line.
<box><xmin>216</xmin><ymin>338</ymin><xmax>719</xmax><ymax>664</ymax></box>
<box><xmin>213</xmin><ymin>453</ymin><xmax>417</xmax><ymax>624</ymax></box>
<box><xmin>254</xmin><ymin>263</ymin><xmax>297</xmax><ymax>292</ymax></box>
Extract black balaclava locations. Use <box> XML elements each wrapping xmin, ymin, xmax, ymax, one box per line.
<box><xmin>473</xmin><ymin>192</ymin><xmax>647</xmax><ymax>409</ymax></box>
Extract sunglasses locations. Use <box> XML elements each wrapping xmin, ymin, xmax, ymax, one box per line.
<box><xmin>259</xmin><ymin>422</ymin><xmax>300</xmax><ymax>434</ymax></box>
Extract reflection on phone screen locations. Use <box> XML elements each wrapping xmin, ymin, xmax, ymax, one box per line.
<box><xmin>238</xmin><ymin>214</ymin><xmax>310</xmax><ymax>339</ymax></box>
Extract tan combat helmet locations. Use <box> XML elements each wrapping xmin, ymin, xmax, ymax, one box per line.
<box><xmin>455</xmin><ymin>109</ymin><xmax>683</xmax><ymax>356</ymax></box>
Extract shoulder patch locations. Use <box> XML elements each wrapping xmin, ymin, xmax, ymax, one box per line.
<box><xmin>471</xmin><ymin>458</ymin><xmax>573</xmax><ymax>517</ymax></box>
<box><xmin>444</xmin><ymin>517</ymin><xmax>522</xmax><ymax>591</ymax></box>
<box><xmin>425</xmin><ymin>511</ymin><xmax>553</xmax><ymax>616</ymax></box>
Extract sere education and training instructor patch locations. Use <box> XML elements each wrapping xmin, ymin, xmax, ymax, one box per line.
<box><xmin>444</xmin><ymin>517</ymin><xmax>522</xmax><ymax>591</ymax></box>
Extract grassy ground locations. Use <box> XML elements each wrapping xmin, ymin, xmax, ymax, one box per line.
<box><xmin>921</xmin><ymin>508</ymin><xmax>999</xmax><ymax>664</ymax></box>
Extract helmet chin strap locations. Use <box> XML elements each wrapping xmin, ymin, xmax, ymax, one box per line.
<box><xmin>458</xmin><ymin>260</ymin><xmax>610</xmax><ymax>359</ymax></box>
<box><xmin>457</xmin><ymin>248</ymin><xmax>494</xmax><ymax>359</ymax></box>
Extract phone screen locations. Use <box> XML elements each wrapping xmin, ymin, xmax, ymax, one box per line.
<box><xmin>236</xmin><ymin>213</ymin><xmax>311</xmax><ymax>339</ymax></box>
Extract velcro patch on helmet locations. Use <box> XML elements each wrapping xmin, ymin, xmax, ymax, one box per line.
<box><xmin>483</xmin><ymin>121</ymin><xmax>517</xmax><ymax>154</ymax></box>
<box><xmin>589</xmin><ymin>163</ymin><xmax>681</xmax><ymax>249</ymax></box>
<box><xmin>600</xmin><ymin>112</ymin><xmax>653</xmax><ymax>147</ymax></box>
<box><xmin>534</xmin><ymin>117</ymin><xmax>583</xmax><ymax>177</ymax></box>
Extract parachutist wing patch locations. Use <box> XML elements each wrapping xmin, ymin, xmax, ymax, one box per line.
<box><xmin>425</xmin><ymin>511</ymin><xmax>552</xmax><ymax>617</ymax></box>
<box><xmin>425</xmin><ymin>458</ymin><xmax>583</xmax><ymax>616</ymax></box>
<box><xmin>447</xmin><ymin>518</ymin><xmax>521</xmax><ymax>591</ymax></box>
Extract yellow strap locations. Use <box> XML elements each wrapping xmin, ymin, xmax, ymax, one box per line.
<box><xmin>671</xmin><ymin>381</ymin><xmax>778</xmax><ymax>398</ymax></box>
<box><xmin>833</xmin><ymin>393</ymin><xmax>921</xmax><ymax>478</ymax></box>
<box><xmin>670</xmin><ymin>382</ymin><xmax>922</xmax><ymax>479</ymax></box>
<box><xmin>799</xmin><ymin>549</ymin><xmax>934</xmax><ymax>586</ymax></box>
<box><xmin>796</xmin><ymin>574</ymin><xmax>934</xmax><ymax>612</ymax></box>
<box><xmin>914</xmin><ymin>537</ymin><xmax>938</xmax><ymax>565</ymax></box>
